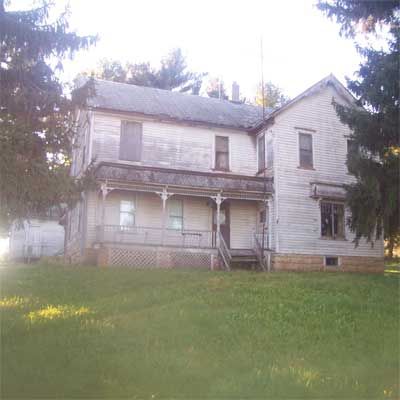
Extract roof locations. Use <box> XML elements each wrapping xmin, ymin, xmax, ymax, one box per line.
<box><xmin>81</xmin><ymin>74</ymin><xmax>354</xmax><ymax>132</ymax></box>
<box><xmin>85</xmin><ymin>78</ymin><xmax>273</xmax><ymax>130</ymax></box>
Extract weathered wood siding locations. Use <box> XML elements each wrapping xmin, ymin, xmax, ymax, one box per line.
<box><xmin>85</xmin><ymin>191</ymin><xmax>258</xmax><ymax>249</ymax></box>
<box><xmin>92</xmin><ymin>112</ymin><xmax>258</xmax><ymax>175</ymax></box>
<box><xmin>230</xmin><ymin>200</ymin><xmax>258</xmax><ymax>249</ymax></box>
<box><xmin>270</xmin><ymin>84</ymin><xmax>383</xmax><ymax>257</ymax></box>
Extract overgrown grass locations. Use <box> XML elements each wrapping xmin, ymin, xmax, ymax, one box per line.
<box><xmin>1</xmin><ymin>265</ymin><xmax>399</xmax><ymax>399</ymax></box>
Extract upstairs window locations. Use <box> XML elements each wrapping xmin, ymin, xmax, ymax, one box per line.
<box><xmin>299</xmin><ymin>133</ymin><xmax>313</xmax><ymax>168</ymax></box>
<box><xmin>266</xmin><ymin>136</ymin><xmax>274</xmax><ymax>169</ymax></box>
<box><xmin>120</xmin><ymin>200</ymin><xmax>135</xmax><ymax>227</ymax></box>
<box><xmin>168</xmin><ymin>199</ymin><xmax>183</xmax><ymax>230</ymax></box>
<box><xmin>119</xmin><ymin>121</ymin><xmax>142</xmax><ymax>161</ymax></box>
<box><xmin>321</xmin><ymin>202</ymin><xmax>345</xmax><ymax>239</ymax></box>
<box><xmin>257</xmin><ymin>135</ymin><xmax>265</xmax><ymax>171</ymax></box>
<box><xmin>215</xmin><ymin>136</ymin><xmax>229</xmax><ymax>171</ymax></box>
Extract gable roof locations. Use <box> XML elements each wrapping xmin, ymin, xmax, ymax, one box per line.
<box><xmin>252</xmin><ymin>74</ymin><xmax>356</xmax><ymax>132</ymax></box>
<box><xmin>85</xmin><ymin>78</ymin><xmax>273</xmax><ymax>130</ymax></box>
<box><xmin>81</xmin><ymin>74</ymin><xmax>354</xmax><ymax>132</ymax></box>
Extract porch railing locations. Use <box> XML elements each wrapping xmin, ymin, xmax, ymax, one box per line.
<box><xmin>253</xmin><ymin>229</ymin><xmax>271</xmax><ymax>272</ymax></box>
<box><xmin>96</xmin><ymin>225</ymin><xmax>216</xmax><ymax>248</ymax></box>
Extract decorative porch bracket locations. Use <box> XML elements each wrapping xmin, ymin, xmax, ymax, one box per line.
<box><xmin>210</xmin><ymin>192</ymin><xmax>227</xmax><ymax>247</ymax></box>
<box><xmin>156</xmin><ymin>187</ymin><xmax>175</xmax><ymax>245</ymax></box>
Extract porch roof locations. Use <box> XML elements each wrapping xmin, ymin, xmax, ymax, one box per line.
<box><xmin>95</xmin><ymin>162</ymin><xmax>273</xmax><ymax>201</ymax></box>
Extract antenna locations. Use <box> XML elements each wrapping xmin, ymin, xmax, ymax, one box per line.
<box><xmin>260</xmin><ymin>36</ymin><xmax>265</xmax><ymax>120</ymax></box>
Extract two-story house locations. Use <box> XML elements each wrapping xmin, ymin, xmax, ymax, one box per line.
<box><xmin>65</xmin><ymin>74</ymin><xmax>384</xmax><ymax>272</ymax></box>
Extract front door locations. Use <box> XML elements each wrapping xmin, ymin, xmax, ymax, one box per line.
<box><xmin>213</xmin><ymin>202</ymin><xmax>230</xmax><ymax>248</ymax></box>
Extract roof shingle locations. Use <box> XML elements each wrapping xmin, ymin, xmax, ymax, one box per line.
<box><xmin>86</xmin><ymin>79</ymin><xmax>272</xmax><ymax>130</ymax></box>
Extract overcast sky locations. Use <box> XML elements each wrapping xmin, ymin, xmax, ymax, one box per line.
<box><xmin>52</xmin><ymin>0</ymin><xmax>365</xmax><ymax>100</ymax></box>
<box><xmin>14</xmin><ymin>0</ymin><xmax>366</xmax><ymax>99</ymax></box>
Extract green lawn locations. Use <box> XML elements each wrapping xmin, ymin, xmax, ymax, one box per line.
<box><xmin>1</xmin><ymin>265</ymin><xmax>399</xmax><ymax>399</ymax></box>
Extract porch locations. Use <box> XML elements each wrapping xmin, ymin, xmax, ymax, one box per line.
<box><xmin>91</xmin><ymin>163</ymin><xmax>273</xmax><ymax>269</ymax></box>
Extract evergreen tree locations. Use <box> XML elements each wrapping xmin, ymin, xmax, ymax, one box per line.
<box><xmin>96</xmin><ymin>49</ymin><xmax>206</xmax><ymax>94</ymax></box>
<box><xmin>0</xmin><ymin>0</ymin><xmax>97</xmax><ymax>228</ymax></box>
<box><xmin>318</xmin><ymin>0</ymin><xmax>400</xmax><ymax>256</ymax></box>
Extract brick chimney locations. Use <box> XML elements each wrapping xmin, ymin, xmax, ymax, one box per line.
<box><xmin>232</xmin><ymin>81</ymin><xmax>240</xmax><ymax>102</ymax></box>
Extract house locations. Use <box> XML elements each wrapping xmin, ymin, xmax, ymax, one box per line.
<box><xmin>10</xmin><ymin>208</ymin><xmax>65</xmax><ymax>261</ymax></box>
<box><xmin>65</xmin><ymin>74</ymin><xmax>384</xmax><ymax>272</ymax></box>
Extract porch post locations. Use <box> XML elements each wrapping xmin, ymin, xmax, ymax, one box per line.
<box><xmin>156</xmin><ymin>187</ymin><xmax>173</xmax><ymax>245</ymax></box>
<box><xmin>100</xmin><ymin>182</ymin><xmax>110</xmax><ymax>242</ymax></box>
<box><xmin>211</xmin><ymin>192</ymin><xmax>226</xmax><ymax>247</ymax></box>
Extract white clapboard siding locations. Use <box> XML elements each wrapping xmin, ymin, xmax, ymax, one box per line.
<box><xmin>84</xmin><ymin>191</ymin><xmax>259</xmax><ymax>249</ymax></box>
<box><xmin>230</xmin><ymin>200</ymin><xmax>258</xmax><ymax>249</ymax></box>
<box><xmin>271</xmin><ymin>84</ymin><xmax>383</xmax><ymax>257</ymax></box>
<box><xmin>92</xmin><ymin>112</ymin><xmax>258</xmax><ymax>175</ymax></box>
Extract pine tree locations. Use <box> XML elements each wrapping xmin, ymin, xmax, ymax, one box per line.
<box><xmin>95</xmin><ymin>49</ymin><xmax>206</xmax><ymax>94</ymax></box>
<box><xmin>318</xmin><ymin>0</ymin><xmax>400</xmax><ymax>256</ymax></box>
<box><xmin>0</xmin><ymin>0</ymin><xmax>97</xmax><ymax>228</ymax></box>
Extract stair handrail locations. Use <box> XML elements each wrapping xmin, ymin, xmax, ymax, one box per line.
<box><xmin>218</xmin><ymin>232</ymin><xmax>231</xmax><ymax>271</ymax></box>
<box><xmin>253</xmin><ymin>232</ymin><xmax>268</xmax><ymax>272</ymax></box>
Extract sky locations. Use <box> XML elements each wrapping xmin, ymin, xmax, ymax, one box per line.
<box><xmin>52</xmin><ymin>0</ymin><xmax>363</xmax><ymax>100</ymax></box>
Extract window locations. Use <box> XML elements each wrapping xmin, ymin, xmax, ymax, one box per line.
<box><xmin>299</xmin><ymin>133</ymin><xmax>313</xmax><ymax>168</ymax></box>
<box><xmin>325</xmin><ymin>256</ymin><xmax>339</xmax><ymax>267</ymax></box>
<box><xmin>120</xmin><ymin>200</ymin><xmax>135</xmax><ymax>227</ymax></box>
<box><xmin>119</xmin><ymin>121</ymin><xmax>142</xmax><ymax>161</ymax></box>
<box><xmin>215</xmin><ymin>136</ymin><xmax>229</xmax><ymax>170</ymax></box>
<box><xmin>168</xmin><ymin>199</ymin><xmax>183</xmax><ymax>230</ymax></box>
<box><xmin>347</xmin><ymin>139</ymin><xmax>359</xmax><ymax>173</ymax></box>
<box><xmin>266</xmin><ymin>137</ymin><xmax>274</xmax><ymax>168</ymax></box>
<box><xmin>321</xmin><ymin>202</ymin><xmax>345</xmax><ymax>239</ymax></box>
<box><xmin>258</xmin><ymin>135</ymin><xmax>265</xmax><ymax>171</ymax></box>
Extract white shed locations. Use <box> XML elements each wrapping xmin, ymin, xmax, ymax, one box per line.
<box><xmin>9</xmin><ymin>219</ymin><xmax>65</xmax><ymax>260</ymax></box>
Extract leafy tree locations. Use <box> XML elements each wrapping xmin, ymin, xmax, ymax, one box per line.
<box><xmin>206</xmin><ymin>77</ymin><xmax>229</xmax><ymax>100</ymax></box>
<box><xmin>318</xmin><ymin>0</ymin><xmax>400</xmax><ymax>256</ymax></box>
<box><xmin>254</xmin><ymin>81</ymin><xmax>289</xmax><ymax>108</ymax></box>
<box><xmin>0</xmin><ymin>0</ymin><xmax>97</xmax><ymax>228</ymax></box>
<box><xmin>96</xmin><ymin>48</ymin><xmax>206</xmax><ymax>94</ymax></box>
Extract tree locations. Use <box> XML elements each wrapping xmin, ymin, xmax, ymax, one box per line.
<box><xmin>96</xmin><ymin>48</ymin><xmax>206</xmax><ymax>94</ymax></box>
<box><xmin>254</xmin><ymin>81</ymin><xmax>289</xmax><ymax>108</ymax></box>
<box><xmin>206</xmin><ymin>77</ymin><xmax>229</xmax><ymax>100</ymax></box>
<box><xmin>0</xmin><ymin>0</ymin><xmax>97</xmax><ymax>228</ymax></box>
<box><xmin>318</xmin><ymin>0</ymin><xmax>400</xmax><ymax>256</ymax></box>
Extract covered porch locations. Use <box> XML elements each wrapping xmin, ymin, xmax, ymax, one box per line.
<box><xmin>91</xmin><ymin>163</ymin><xmax>273</xmax><ymax>269</ymax></box>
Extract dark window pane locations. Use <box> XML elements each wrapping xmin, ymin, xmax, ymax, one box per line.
<box><xmin>215</xmin><ymin>136</ymin><xmax>229</xmax><ymax>170</ymax></box>
<box><xmin>215</xmin><ymin>136</ymin><xmax>229</xmax><ymax>152</ymax></box>
<box><xmin>326</xmin><ymin>257</ymin><xmax>338</xmax><ymax>266</ymax></box>
<box><xmin>333</xmin><ymin>204</ymin><xmax>345</xmax><ymax>237</ymax></box>
<box><xmin>216</xmin><ymin>152</ymin><xmax>229</xmax><ymax>170</ymax></box>
<box><xmin>321</xmin><ymin>202</ymin><xmax>332</xmax><ymax>237</ymax></box>
<box><xmin>119</xmin><ymin>121</ymin><xmax>142</xmax><ymax>161</ymax></box>
<box><xmin>299</xmin><ymin>133</ymin><xmax>313</xmax><ymax>167</ymax></box>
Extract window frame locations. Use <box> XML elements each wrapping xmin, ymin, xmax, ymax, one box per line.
<box><xmin>119</xmin><ymin>198</ymin><xmax>136</xmax><ymax>229</ymax></box>
<box><xmin>168</xmin><ymin>198</ymin><xmax>184</xmax><ymax>231</ymax></box>
<box><xmin>320</xmin><ymin>201</ymin><xmax>345</xmax><ymax>239</ymax></box>
<box><xmin>298</xmin><ymin>132</ymin><xmax>314</xmax><ymax>169</ymax></box>
<box><xmin>214</xmin><ymin>135</ymin><xmax>230</xmax><ymax>171</ymax></box>
<box><xmin>324</xmin><ymin>256</ymin><xmax>340</xmax><ymax>267</ymax></box>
